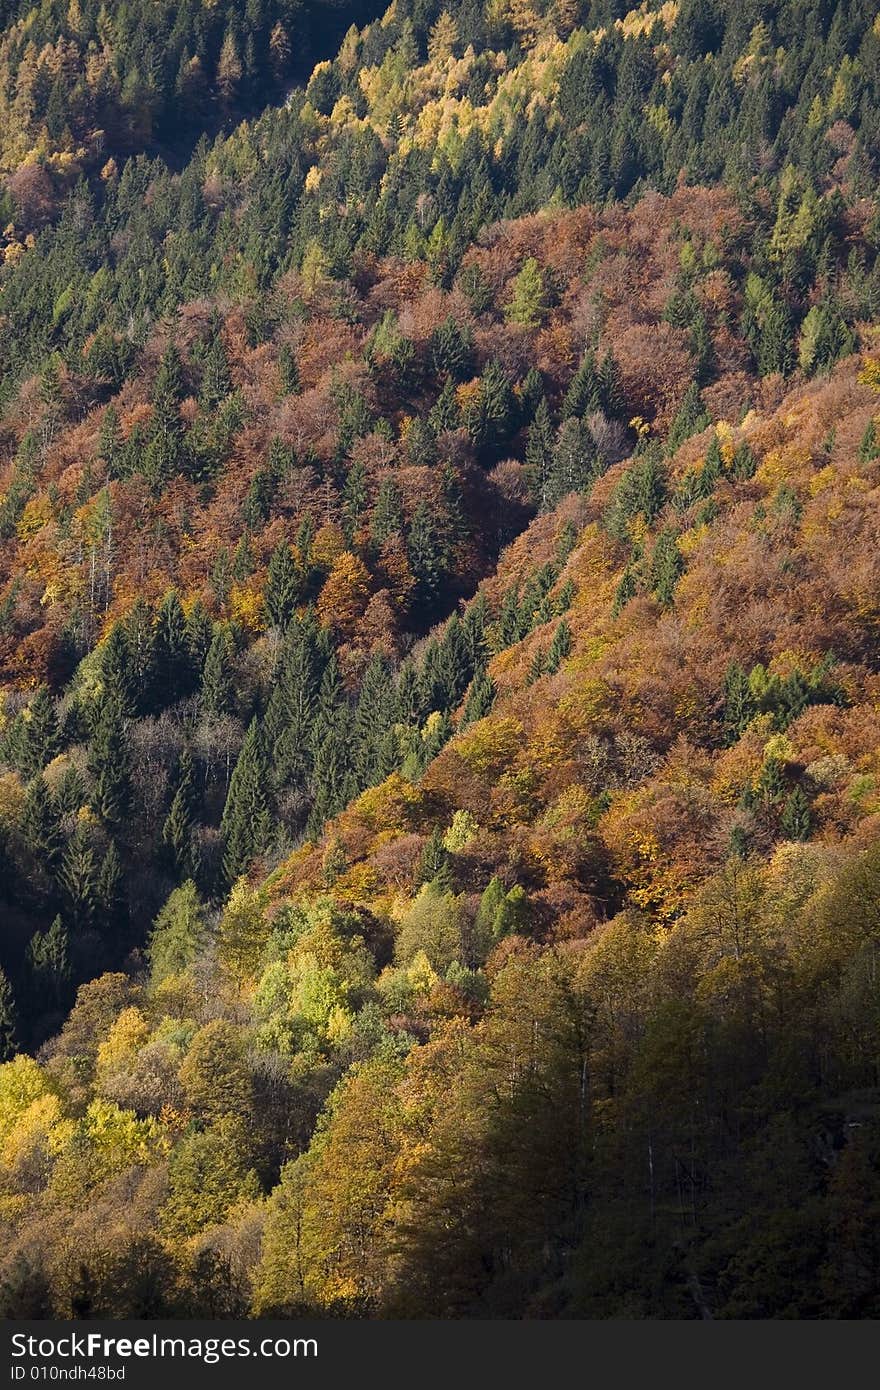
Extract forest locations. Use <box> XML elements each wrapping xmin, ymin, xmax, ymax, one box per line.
<box><xmin>0</xmin><ymin>0</ymin><xmax>880</xmax><ymax>1319</ymax></box>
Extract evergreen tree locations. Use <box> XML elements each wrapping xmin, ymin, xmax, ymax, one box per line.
<box><xmin>221</xmin><ymin>720</ymin><xmax>272</xmax><ymax>883</ymax></box>
<box><xmin>407</xmin><ymin>501</ymin><xmax>445</xmax><ymax>611</ymax></box>
<box><xmin>201</xmin><ymin>627</ymin><xmax>236</xmax><ymax>719</ymax></box>
<box><xmin>265</xmin><ymin>541</ymin><xmax>301</xmax><ymax>629</ymax></box>
<box><xmin>666</xmin><ymin>382</ymin><xmax>711</xmax><ymax>455</ymax></box>
<box><xmin>88</xmin><ymin>698</ymin><xmax>131</xmax><ymax>827</ymax></box>
<box><xmin>429</xmin><ymin>376</ymin><xmax>461</xmax><ymax>433</ymax></box>
<box><xmin>371</xmin><ymin>478</ymin><xmax>404</xmax><ymax>546</ymax></box>
<box><xmin>460</xmin><ymin>669</ymin><xmax>495</xmax><ymax>726</ymax></box>
<box><xmin>20</xmin><ymin>775</ymin><xmax>62</xmax><ymax>870</ymax></box>
<box><xmin>651</xmin><ymin>529</ymin><xmax>684</xmax><ymax>607</ymax></box>
<box><xmin>144</xmin><ymin>342</ymin><xmax>186</xmax><ymax>491</ymax></box>
<box><xmin>59</xmin><ymin>824</ymin><xmax>97</xmax><ymax>933</ymax></box>
<box><xmin>858</xmin><ymin>419</ymin><xmax>879</xmax><ymax>463</ymax></box>
<box><xmin>278</xmin><ymin>343</ymin><xmax>301</xmax><ymax>396</ymax></box>
<box><xmin>525</xmin><ymin>397</ymin><xmax>555</xmax><ymax>507</ymax></box>
<box><xmin>22</xmin><ymin>687</ymin><xmax>59</xmax><ymax>778</ymax></box>
<box><xmin>562</xmin><ymin>352</ymin><xmax>599</xmax><ymax>419</ymax></box>
<box><xmin>0</xmin><ymin>967</ymin><xmax>17</xmax><ymax>1061</ymax></box>
<box><xmin>781</xmin><ymin>785</ymin><xmax>812</xmax><ymax>841</ymax></box>
<box><xmin>27</xmin><ymin>916</ymin><xmax>70</xmax><ymax>1012</ymax></box>
<box><xmin>546</xmin><ymin>620</ymin><xmax>572</xmax><ymax>674</ymax></box>
<box><xmin>154</xmin><ymin>591</ymin><xmax>192</xmax><ymax>705</ymax></box>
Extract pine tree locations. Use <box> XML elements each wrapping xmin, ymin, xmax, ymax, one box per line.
<box><xmin>60</xmin><ymin>824</ymin><xmax>97</xmax><ymax>932</ymax></box>
<box><xmin>221</xmin><ymin>720</ymin><xmax>272</xmax><ymax>883</ymax></box>
<box><xmin>546</xmin><ymin>620</ymin><xmax>572</xmax><ymax>674</ymax></box>
<box><xmin>21</xmin><ymin>775</ymin><xmax>62</xmax><ymax>869</ymax></box>
<box><xmin>201</xmin><ymin>627</ymin><xmax>236</xmax><ymax>719</ymax></box>
<box><xmin>144</xmin><ymin>342</ymin><xmax>186</xmax><ymax>491</ymax></box>
<box><xmin>722</xmin><ymin>662</ymin><xmax>752</xmax><ymax>742</ymax></box>
<box><xmin>22</xmin><ymin>686</ymin><xmax>59</xmax><ymax>778</ymax></box>
<box><xmin>651</xmin><ymin>529</ymin><xmax>684</xmax><ymax>607</ymax></box>
<box><xmin>666</xmin><ymin>382</ymin><xmax>711</xmax><ymax>454</ymax></box>
<box><xmin>371</xmin><ymin>478</ymin><xmax>404</xmax><ymax>546</ymax></box>
<box><xmin>200</xmin><ymin>334</ymin><xmax>231</xmax><ymax>410</ymax></box>
<box><xmin>27</xmin><ymin>916</ymin><xmax>70</xmax><ymax>1012</ymax></box>
<box><xmin>429</xmin><ymin>376</ymin><xmax>461</xmax><ymax>433</ymax></box>
<box><xmin>430</xmin><ymin>317</ymin><xmax>474</xmax><ymax>381</ymax></box>
<box><xmin>525</xmin><ymin>397</ymin><xmax>555</xmax><ymax>506</ymax></box>
<box><xmin>0</xmin><ymin>967</ymin><xmax>17</xmax><ymax>1061</ymax></box>
<box><xmin>562</xmin><ymin>352</ymin><xmax>599</xmax><ymax>418</ymax></box>
<box><xmin>419</xmin><ymin>827</ymin><xmax>450</xmax><ymax>887</ymax></box>
<box><xmin>407</xmin><ymin>501</ymin><xmax>445</xmax><ymax>611</ymax></box>
<box><xmin>96</xmin><ymin>841</ymin><xmax>124</xmax><ymax>929</ymax></box>
<box><xmin>460</xmin><ymin>669</ymin><xmax>495</xmax><ymax>726</ymax></box>
<box><xmin>154</xmin><ymin>590</ymin><xmax>192</xmax><ymax>705</ymax></box>
<box><xmin>88</xmin><ymin>698</ymin><xmax>131</xmax><ymax>827</ymax></box>
<box><xmin>858</xmin><ymin>419</ymin><xmax>879</xmax><ymax>463</ymax></box>
<box><xmin>781</xmin><ymin>786</ymin><xmax>812</xmax><ymax>841</ymax></box>
<box><xmin>278</xmin><ymin>343</ymin><xmax>301</xmax><ymax>396</ymax></box>
<box><xmin>265</xmin><ymin>541</ymin><xmax>301</xmax><ymax>629</ymax></box>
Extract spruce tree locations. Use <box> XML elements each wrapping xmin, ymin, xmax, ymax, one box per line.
<box><xmin>460</xmin><ymin>669</ymin><xmax>495</xmax><ymax>727</ymax></box>
<box><xmin>201</xmin><ymin>627</ymin><xmax>236</xmax><ymax>719</ymax></box>
<box><xmin>0</xmin><ymin>968</ymin><xmax>17</xmax><ymax>1061</ymax></box>
<box><xmin>27</xmin><ymin>916</ymin><xmax>70</xmax><ymax>1011</ymax></box>
<box><xmin>88</xmin><ymin>698</ymin><xmax>131</xmax><ymax>827</ymax></box>
<box><xmin>154</xmin><ymin>590</ymin><xmax>192</xmax><ymax>705</ymax></box>
<box><xmin>221</xmin><ymin>720</ymin><xmax>272</xmax><ymax>883</ymax></box>
<box><xmin>60</xmin><ymin>824</ymin><xmax>97</xmax><ymax>932</ymax></box>
<box><xmin>546</xmin><ymin>620</ymin><xmax>572</xmax><ymax>674</ymax></box>
<box><xmin>562</xmin><ymin>351</ymin><xmax>599</xmax><ymax>418</ymax></box>
<box><xmin>265</xmin><ymin>541</ymin><xmax>301</xmax><ymax>629</ymax></box>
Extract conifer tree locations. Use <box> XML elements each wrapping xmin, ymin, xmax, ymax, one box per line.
<box><xmin>60</xmin><ymin>824</ymin><xmax>97</xmax><ymax>932</ymax></box>
<box><xmin>562</xmin><ymin>352</ymin><xmax>599</xmax><ymax>418</ymax></box>
<box><xmin>88</xmin><ymin>698</ymin><xmax>131</xmax><ymax>827</ymax></box>
<box><xmin>546</xmin><ymin>620</ymin><xmax>572</xmax><ymax>674</ymax></box>
<box><xmin>201</xmin><ymin>627</ymin><xmax>236</xmax><ymax>719</ymax></box>
<box><xmin>429</xmin><ymin>376</ymin><xmax>461</xmax><ymax>433</ymax></box>
<box><xmin>154</xmin><ymin>591</ymin><xmax>192</xmax><ymax>705</ymax></box>
<box><xmin>265</xmin><ymin>541</ymin><xmax>301</xmax><ymax>629</ymax></box>
<box><xmin>460</xmin><ymin>669</ymin><xmax>495</xmax><ymax>727</ymax></box>
<box><xmin>21</xmin><ymin>775</ymin><xmax>63</xmax><ymax>870</ymax></box>
<box><xmin>781</xmin><ymin>786</ymin><xmax>812</xmax><ymax>841</ymax></box>
<box><xmin>371</xmin><ymin>478</ymin><xmax>404</xmax><ymax>546</ymax></box>
<box><xmin>858</xmin><ymin>419</ymin><xmax>879</xmax><ymax>463</ymax></box>
<box><xmin>221</xmin><ymin>720</ymin><xmax>272</xmax><ymax>883</ymax></box>
<box><xmin>27</xmin><ymin>916</ymin><xmax>70</xmax><ymax>1011</ymax></box>
<box><xmin>278</xmin><ymin>343</ymin><xmax>301</xmax><ymax>396</ymax></box>
<box><xmin>22</xmin><ymin>687</ymin><xmax>59</xmax><ymax>778</ymax></box>
<box><xmin>0</xmin><ymin>968</ymin><xmax>17</xmax><ymax>1061</ymax></box>
<box><xmin>525</xmin><ymin>397</ymin><xmax>555</xmax><ymax>506</ymax></box>
<box><xmin>651</xmin><ymin>529</ymin><xmax>684</xmax><ymax>607</ymax></box>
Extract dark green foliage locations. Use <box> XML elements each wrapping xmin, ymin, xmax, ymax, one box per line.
<box><xmin>221</xmin><ymin>720</ymin><xmax>273</xmax><ymax>882</ymax></box>
<box><xmin>0</xmin><ymin>967</ymin><xmax>17</xmax><ymax>1060</ymax></box>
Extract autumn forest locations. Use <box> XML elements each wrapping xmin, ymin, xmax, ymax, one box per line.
<box><xmin>0</xmin><ymin>0</ymin><xmax>880</xmax><ymax>1320</ymax></box>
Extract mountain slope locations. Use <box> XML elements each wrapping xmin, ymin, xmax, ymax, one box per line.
<box><xmin>1</xmin><ymin>0</ymin><xmax>880</xmax><ymax>1321</ymax></box>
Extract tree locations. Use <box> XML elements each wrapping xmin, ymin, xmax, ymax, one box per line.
<box><xmin>859</xmin><ymin>419</ymin><xmax>879</xmax><ymax>464</ymax></box>
<box><xmin>546</xmin><ymin>620</ymin><xmax>572</xmax><ymax>674</ymax></box>
<box><xmin>266</xmin><ymin>541</ymin><xmax>302</xmax><ymax>629</ymax></box>
<box><xmin>505</xmin><ymin>258</ymin><xmax>547</xmax><ymax>327</ymax></box>
<box><xmin>88</xmin><ymin>698</ymin><xmax>131</xmax><ymax>827</ymax></box>
<box><xmin>0</xmin><ymin>968</ymin><xmax>18</xmax><ymax>1061</ymax></box>
<box><xmin>221</xmin><ymin>720</ymin><xmax>272</xmax><ymax>882</ymax></box>
<box><xmin>148</xmin><ymin>881</ymin><xmax>206</xmax><ymax>985</ymax></box>
<box><xmin>407</xmin><ymin>502</ymin><xmax>445</xmax><ymax>612</ymax></box>
<box><xmin>781</xmin><ymin>786</ymin><xmax>811</xmax><ymax>841</ymax></box>
<box><xmin>27</xmin><ymin>916</ymin><xmax>70</xmax><ymax>1011</ymax></box>
<box><xmin>201</xmin><ymin>627</ymin><xmax>236</xmax><ymax>719</ymax></box>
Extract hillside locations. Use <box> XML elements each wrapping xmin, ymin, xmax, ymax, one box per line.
<box><xmin>1</xmin><ymin>0</ymin><xmax>880</xmax><ymax>1320</ymax></box>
